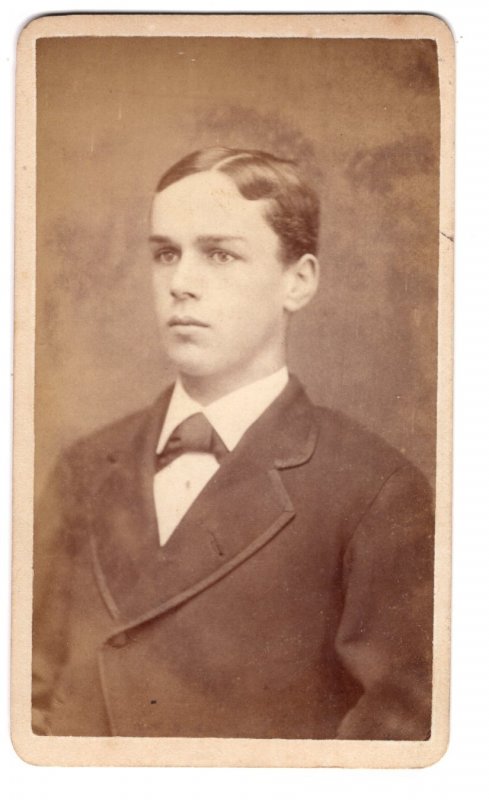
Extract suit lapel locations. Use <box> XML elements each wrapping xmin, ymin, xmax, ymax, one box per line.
<box><xmin>88</xmin><ymin>390</ymin><xmax>169</xmax><ymax>620</ymax></box>
<box><xmin>90</xmin><ymin>377</ymin><xmax>318</xmax><ymax>625</ymax></box>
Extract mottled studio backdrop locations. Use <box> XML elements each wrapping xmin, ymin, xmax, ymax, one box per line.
<box><xmin>35</xmin><ymin>37</ymin><xmax>439</xmax><ymax>492</ymax></box>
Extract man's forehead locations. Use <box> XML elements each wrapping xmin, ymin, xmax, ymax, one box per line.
<box><xmin>150</xmin><ymin>171</ymin><xmax>273</xmax><ymax>237</ymax></box>
<box><xmin>155</xmin><ymin>169</ymin><xmax>237</xmax><ymax>199</ymax></box>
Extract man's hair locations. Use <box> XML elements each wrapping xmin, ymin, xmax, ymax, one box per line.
<box><xmin>155</xmin><ymin>147</ymin><xmax>320</xmax><ymax>264</ymax></box>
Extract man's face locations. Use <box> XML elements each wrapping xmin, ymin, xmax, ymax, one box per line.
<box><xmin>149</xmin><ymin>170</ymin><xmax>293</xmax><ymax>393</ymax></box>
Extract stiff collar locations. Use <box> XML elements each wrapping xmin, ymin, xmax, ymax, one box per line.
<box><xmin>156</xmin><ymin>367</ymin><xmax>289</xmax><ymax>454</ymax></box>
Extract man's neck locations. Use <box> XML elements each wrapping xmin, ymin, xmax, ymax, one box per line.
<box><xmin>179</xmin><ymin>362</ymin><xmax>287</xmax><ymax>406</ymax></box>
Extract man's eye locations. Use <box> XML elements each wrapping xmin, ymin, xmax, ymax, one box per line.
<box><xmin>209</xmin><ymin>250</ymin><xmax>236</xmax><ymax>264</ymax></box>
<box><xmin>155</xmin><ymin>249</ymin><xmax>179</xmax><ymax>265</ymax></box>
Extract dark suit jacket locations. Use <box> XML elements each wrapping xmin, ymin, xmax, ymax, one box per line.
<box><xmin>32</xmin><ymin>377</ymin><xmax>434</xmax><ymax>740</ymax></box>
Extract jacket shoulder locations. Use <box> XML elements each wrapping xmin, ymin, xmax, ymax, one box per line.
<box><xmin>305</xmin><ymin>403</ymin><xmax>433</xmax><ymax>548</ymax></box>
<box><xmin>73</xmin><ymin>404</ymin><xmax>155</xmax><ymax>455</ymax></box>
<box><xmin>311</xmin><ymin>402</ymin><xmax>430</xmax><ymax>490</ymax></box>
<box><xmin>60</xmin><ymin>388</ymin><xmax>171</xmax><ymax>475</ymax></box>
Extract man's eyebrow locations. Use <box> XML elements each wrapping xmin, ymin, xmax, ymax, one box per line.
<box><xmin>148</xmin><ymin>235</ymin><xmax>177</xmax><ymax>245</ymax></box>
<box><xmin>148</xmin><ymin>234</ymin><xmax>247</xmax><ymax>246</ymax></box>
<box><xmin>196</xmin><ymin>235</ymin><xmax>246</xmax><ymax>246</ymax></box>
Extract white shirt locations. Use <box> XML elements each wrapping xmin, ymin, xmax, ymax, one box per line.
<box><xmin>153</xmin><ymin>367</ymin><xmax>289</xmax><ymax>546</ymax></box>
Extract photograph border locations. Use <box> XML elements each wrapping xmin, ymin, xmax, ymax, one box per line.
<box><xmin>12</xmin><ymin>12</ymin><xmax>454</xmax><ymax>768</ymax></box>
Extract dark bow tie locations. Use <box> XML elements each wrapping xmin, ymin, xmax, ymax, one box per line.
<box><xmin>155</xmin><ymin>412</ymin><xmax>228</xmax><ymax>472</ymax></box>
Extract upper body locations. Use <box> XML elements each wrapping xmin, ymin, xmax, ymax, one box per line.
<box><xmin>32</xmin><ymin>373</ymin><xmax>434</xmax><ymax>739</ymax></box>
<box><xmin>32</xmin><ymin>146</ymin><xmax>434</xmax><ymax>740</ymax></box>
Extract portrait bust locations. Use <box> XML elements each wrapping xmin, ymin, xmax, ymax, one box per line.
<box><xmin>32</xmin><ymin>146</ymin><xmax>434</xmax><ymax>740</ymax></box>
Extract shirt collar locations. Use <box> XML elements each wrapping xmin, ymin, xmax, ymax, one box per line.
<box><xmin>156</xmin><ymin>367</ymin><xmax>289</xmax><ymax>454</ymax></box>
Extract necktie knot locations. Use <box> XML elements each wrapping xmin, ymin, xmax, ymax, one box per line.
<box><xmin>156</xmin><ymin>412</ymin><xmax>228</xmax><ymax>471</ymax></box>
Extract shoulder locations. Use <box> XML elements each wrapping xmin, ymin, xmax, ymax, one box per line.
<box><xmin>59</xmin><ymin>386</ymin><xmax>172</xmax><ymax>476</ymax></box>
<box><xmin>306</xmin><ymin>399</ymin><xmax>432</xmax><ymax>506</ymax></box>
<box><xmin>293</xmin><ymin>400</ymin><xmax>434</xmax><ymax>553</ymax></box>
<box><xmin>313</xmin><ymin>403</ymin><xmax>410</xmax><ymax>471</ymax></box>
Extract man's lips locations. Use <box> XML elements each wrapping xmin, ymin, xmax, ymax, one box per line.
<box><xmin>168</xmin><ymin>315</ymin><xmax>209</xmax><ymax>328</ymax></box>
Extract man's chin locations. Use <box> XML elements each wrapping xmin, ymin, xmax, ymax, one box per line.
<box><xmin>166</xmin><ymin>354</ymin><xmax>215</xmax><ymax>379</ymax></box>
<box><xmin>164</xmin><ymin>341</ymin><xmax>208</xmax><ymax>372</ymax></box>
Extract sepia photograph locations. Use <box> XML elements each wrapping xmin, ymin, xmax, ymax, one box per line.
<box><xmin>12</xmin><ymin>13</ymin><xmax>454</xmax><ymax>767</ymax></box>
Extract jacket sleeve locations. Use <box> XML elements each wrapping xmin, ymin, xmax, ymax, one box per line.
<box><xmin>32</xmin><ymin>451</ymin><xmax>77</xmax><ymax>735</ymax></box>
<box><xmin>335</xmin><ymin>464</ymin><xmax>435</xmax><ymax>740</ymax></box>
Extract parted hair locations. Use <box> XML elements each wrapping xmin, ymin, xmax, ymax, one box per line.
<box><xmin>155</xmin><ymin>147</ymin><xmax>320</xmax><ymax>264</ymax></box>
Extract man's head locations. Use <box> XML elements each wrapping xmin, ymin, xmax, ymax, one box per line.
<box><xmin>155</xmin><ymin>147</ymin><xmax>320</xmax><ymax>265</ymax></box>
<box><xmin>149</xmin><ymin>147</ymin><xmax>320</xmax><ymax>401</ymax></box>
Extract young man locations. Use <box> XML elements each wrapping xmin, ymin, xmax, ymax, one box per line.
<box><xmin>32</xmin><ymin>147</ymin><xmax>434</xmax><ymax>740</ymax></box>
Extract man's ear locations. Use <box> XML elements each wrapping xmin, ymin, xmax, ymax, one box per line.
<box><xmin>283</xmin><ymin>254</ymin><xmax>320</xmax><ymax>313</ymax></box>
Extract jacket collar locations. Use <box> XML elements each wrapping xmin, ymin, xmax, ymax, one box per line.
<box><xmin>90</xmin><ymin>375</ymin><xmax>319</xmax><ymax>626</ymax></box>
<box><xmin>156</xmin><ymin>367</ymin><xmax>290</xmax><ymax>454</ymax></box>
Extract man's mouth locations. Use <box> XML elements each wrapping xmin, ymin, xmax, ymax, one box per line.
<box><xmin>168</xmin><ymin>315</ymin><xmax>209</xmax><ymax>328</ymax></box>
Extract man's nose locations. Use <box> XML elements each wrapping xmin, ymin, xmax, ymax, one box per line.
<box><xmin>169</xmin><ymin>254</ymin><xmax>202</xmax><ymax>300</ymax></box>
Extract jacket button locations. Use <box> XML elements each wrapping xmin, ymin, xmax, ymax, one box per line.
<box><xmin>110</xmin><ymin>632</ymin><xmax>129</xmax><ymax>648</ymax></box>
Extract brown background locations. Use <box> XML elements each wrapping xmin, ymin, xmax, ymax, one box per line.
<box><xmin>35</xmin><ymin>36</ymin><xmax>440</xmax><ymax>493</ymax></box>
